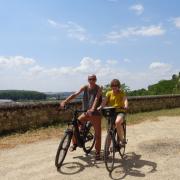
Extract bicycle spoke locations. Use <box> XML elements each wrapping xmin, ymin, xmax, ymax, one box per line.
<box><xmin>83</xmin><ymin>121</ymin><xmax>95</xmax><ymax>154</ymax></box>
<box><xmin>55</xmin><ymin>133</ymin><xmax>72</xmax><ymax>169</ymax></box>
<box><xmin>104</xmin><ymin>133</ymin><xmax>115</xmax><ymax>172</ymax></box>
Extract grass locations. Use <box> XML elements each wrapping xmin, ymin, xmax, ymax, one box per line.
<box><xmin>127</xmin><ymin>107</ymin><xmax>180</xmax><ymax>125</ymax></box>
<box><xmin>0</xmin><ymin>125</ymin><xmax>65</xmax><ymax>149</ymax></box>
<box><xmin>1</xmin><ymin>107</ymin><xmax>180</xmax><ymax>149</ymax></box>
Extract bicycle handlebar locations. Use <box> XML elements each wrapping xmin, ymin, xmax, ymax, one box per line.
<box><xmin>102</xmin><ymin>106</ymin><xmax>127</xmax><ymax>111</ymax></box>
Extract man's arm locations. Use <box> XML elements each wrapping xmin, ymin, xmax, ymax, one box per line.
<box><xmin>97</xmin><ymin>97</ymin><xmax>108</xmax><ymax>110</ymax></box>
<box><xmin>97</xmin><ymin>90</ymin><xmax>109</xmax><ymax>110</ymax></box>
<box><xmin>60</xmin><ymin>86</ymin><xmax>85</xmax><ymax>108</ymax></box>
<box><xmin>90</xmin><ymin>86</ymin><xmax>102</xmax><ymax>111</ymax></box>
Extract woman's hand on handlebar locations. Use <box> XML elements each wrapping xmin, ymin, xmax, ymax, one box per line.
<box><xmin>97</xmin><ymin>106</ymin><xmax>102</xmax><ymax>111</ymax></box>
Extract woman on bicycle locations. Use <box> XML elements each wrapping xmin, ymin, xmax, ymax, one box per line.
<box><xmin>99</xmin><ymin>79</ymin><xmax>128</xmax><ymax>145</ymax></box>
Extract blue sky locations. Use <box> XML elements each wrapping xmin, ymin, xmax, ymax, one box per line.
<box><xmin>0</xmin><ymin>0</ymin><xmax>180</xmax><ymax>92</ymax></box>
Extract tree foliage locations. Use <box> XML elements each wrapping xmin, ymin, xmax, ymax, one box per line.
<box><xmin>0</xmin><ymin>90</ymin><xmax>46</xmax><ymax>101</ymax></box>
<box><xmin>102</xmin><ymin>73</ymin><xmax>180</xmax><ymax>96</ymax></box>
<box><xmin>128</xmin><ymin>72</ymin><xmax>180</xmax><ymax>96</ymax></box>
<box><xmin>102</xmin><ymin>83</ymin><xmax>130</xmax><ymax>96</ymax></box>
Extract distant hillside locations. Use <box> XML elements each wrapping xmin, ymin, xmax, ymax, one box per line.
<box><xmin>45</xmin><ymin>92</ymin><xmax>74</xmax><ymax>100</ymax></box>
<box><xmin>45</xmin><ymin>92</ymin><xmax>83</xmax><ymax>100</ymax></box>
<box><xmin>0</xmin><ymin>90</ymin><xmax>46</xmax><ymax>101</ymax></box>
<box><xmin>128</xmin><ymin>72</ymin><xmax>180</xmax><ymax>96</ymax></box>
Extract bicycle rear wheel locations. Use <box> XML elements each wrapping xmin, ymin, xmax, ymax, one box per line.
<box><xmin>83</xmin><ymin>121</ymin><xmax>95</xmax><ymax>154</ymax></box>
<box><xmin>55</xmin><ymin>131</ymin><xmax>72</xmax><ymax>169</ymax></box>
<box><xmin>104</xmin><ymin>132</ymin><xmax>115</xmax><ymax>172</ymax></box>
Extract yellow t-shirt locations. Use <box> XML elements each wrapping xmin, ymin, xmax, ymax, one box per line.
<box><xmin>106</xmin><ymin>90</ymin><xmax>126</xmax><ymax>111</ymax></box>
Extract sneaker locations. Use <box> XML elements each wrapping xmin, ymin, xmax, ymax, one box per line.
<box><xmin>119</xmin><ymin>140</ymin><xmax>126</xmax><ymax>148</ymax></box>
<box><xmin>122</xmin><ymin>138</ymin><xmax>127</xmax><ymax>144</ymax></box>
<box><xmin>69</xmin><ymin>144</ymin><xmax>77</xmax><ymax>152</ymax></box>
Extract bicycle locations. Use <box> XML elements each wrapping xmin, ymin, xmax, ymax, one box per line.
<box><xmin>102</xmin><ymin>107</ymin><xmax>127</xmax><ymax>172</ymax></box>
<box><xmin>55</xmin><ymin>105</ymin><xmax>96</xmax><ymax>169</ymax></box>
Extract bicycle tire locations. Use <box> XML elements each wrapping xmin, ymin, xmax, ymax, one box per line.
<box><xmin>55</xmin><ymin>132</ymin><xmax>72</xmax><ymax>169</ymax></box>
<box><xmin>104</xmin><ymin>132</ymin><xmax>115</xmax><ymax>172</ymax></box>
<box><xmin>83</xmin><ymin>121</ymin><xmax>95</xmax><ymax>154</ymax></box>
<box><xmin>118</xmin><ymin>122</ymin><xmax>126</xmax><ymax>158</ymax></box>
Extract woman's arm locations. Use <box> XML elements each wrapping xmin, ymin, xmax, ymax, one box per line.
<box><xmin>123</xmin><ymin>96</ymin><xmax>128</xmax><ymax>109</ymax></box>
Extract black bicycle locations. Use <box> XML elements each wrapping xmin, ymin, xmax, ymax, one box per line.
<box><xmin>102</xmin><ymin>107</ymin><xmax>127</xmax><ymax>172</ymax></box>
<box><xmin>55</xmin><ymin>106</ymin><xmax>96</xmax><ymax>169</ymax></box>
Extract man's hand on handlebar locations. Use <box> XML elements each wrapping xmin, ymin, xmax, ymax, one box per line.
<box><xmin>59</xmin><ymin>101</ymin><xmax>67</xmax><ymax>110</ymax></box>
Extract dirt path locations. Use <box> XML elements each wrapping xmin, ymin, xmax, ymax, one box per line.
<box><xmin>0</xmin><ymin>116</ymin><xmax>180</xmax><ymax>180</ymax></box>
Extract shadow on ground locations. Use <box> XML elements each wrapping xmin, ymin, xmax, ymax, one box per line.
<box><xmin>109</xmin><ymin>152</ymin><xmax>157</xmax><ymax>180</ymax></box>
<box><xmin>57</xmin><ymin>150</ymin><xmax>104</xmax><ymax>175</ymax></box>
<box><xmin>57</xmin><ymin>151</ymin><xmax>157</xmax><ymax>179</ymax></box>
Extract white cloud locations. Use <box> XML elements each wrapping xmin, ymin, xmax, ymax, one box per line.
<box><xmin>27</xmin><ymin>65</ymin><xmax>45</xmax><ymax>76</ymax></box>
<box><xmin>0</xmin><ymin>56</ymin><xmax>177</xmax><ymax>91</ymax></box>
<box><xmin>106</xmin><ymin>59</ymin><xmax>118</xmax><ymax>65</ymax></box>
<box><xmin>130</xmin><ymin>4</ymin><xmax>144</xmax><ymax>15</ymax></box>
<box><xmin>149</xmin><ymin>62</ymin><xmax>172</xmax><ymax>73</ymax></box>
<box><xmin>47</xmin><ymin>19</ymin><xmax>58</xmax><ymax>27</ymax></box>
<box><xmin>123</xmin><ymin>58</ymin><xmax>131</xmax><ymax>63</ymax></box>
<box><xmin>171</xmin><ymin>17</ymin><xmax>180</xmax><ymax>29</ymax></box>
<box><xmin>135</xmin><ymin>25</ymin><xmax>165</xmax><ymax>36</ymax></box>
<box><xmin>48</xmin><ymin>19</ymin><xmax>88</xmax><ymax>41</ymax></box>
<box><xmin>105</xmin><ymin>25</ymin><xmax>165</xmax><ymax>43</ymax></box>
<box><xmin>74</xmin><ymin>57</ymin><xmax>101</xmax><ymax>73</ymax></box>
<box><xmin>0</xmin><ymin>56</ymin><xmax>36</xmax><ymax>68</ymax></box>
<box><xmin>48</xmin><ymin>19</ymin><xmax>165</xmax><ymax>45</ymax></box>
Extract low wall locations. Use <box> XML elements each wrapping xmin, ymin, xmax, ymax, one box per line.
<box><xmin>0</xmin><ymin>95</ymin><xmax>180</xmax><ymax>134</ymax></box>
<box><xmin>128</xmin><ymin>94</ymin><xmax>180</xmax><ymax>113</ymax></box>
<box><xmin>0</xmin><ymin>101</ymin><xmax>81</xmax><ymax>135</ymax></box>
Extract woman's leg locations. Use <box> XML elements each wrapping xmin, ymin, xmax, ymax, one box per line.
<box><xmin>115</xmin><ymin>114</ymin><xmax>124</xmax><ymax>142</ymax></box>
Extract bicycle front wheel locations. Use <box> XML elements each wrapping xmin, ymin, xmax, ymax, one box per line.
<box><xmin>55</xmin><ymin>132</ymin><xmax>72</xmax><ymax>169</ymax></box>
<box><xmin>119</xmin><ymin>123</ymin><xmax>126</xmax><ymax>158</ymax></box>
<box><xmin>83</xmin><ymin>121</ymin><xmax>95</xmax><ymax>154</ymax></box>
<box><xmin>104</xmin><ymin>132</ymin><xmax>115</xmax><ymax>172</ymax></box>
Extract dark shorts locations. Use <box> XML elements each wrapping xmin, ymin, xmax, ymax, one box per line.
<box><xmin>116</xmin><ymin>112</ymin><xmax>125</xmax><ymax>119</ymax></box>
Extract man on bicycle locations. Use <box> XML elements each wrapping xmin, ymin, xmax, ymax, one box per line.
<box><xmin>99</xmin><ymin>79</ymin><xmax>128</xmax><ymax>145</ymax></box>
<box><xmin>60</xmin><ymin>74</ymin><xmax>102</xmax><ymax>160</ymax></box>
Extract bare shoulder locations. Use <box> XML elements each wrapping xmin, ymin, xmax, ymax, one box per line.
<box><xmin>79</xmin><ymin>85</ymin><xmax>88</xmax><ymax>92</ymax></box>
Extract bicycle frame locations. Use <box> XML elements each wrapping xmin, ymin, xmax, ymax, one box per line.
<box><xmin>105</xmin><ymin>110</ymin><xmax>127</xmax><ymax>148</ymax></box>
<box><xmin>55</xmin><ymin>106</ymin><xmax>95</xmax><ymax>169</ymax></box>
<box><xmin>66</xmin><ymin>107</ymin><xmax>87</xmax><ymax>147</ymax></box>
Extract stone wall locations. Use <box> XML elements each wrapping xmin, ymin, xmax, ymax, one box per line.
<box><xmin>0</xmin><ymin>101</ymin><xmax>81</xmax><ymax>135</ymax></box>
<box><xmin>0</xmin><ymin>95</ymin><xmax>180</xmax><ymax>134</ymax></box>
<box><xmin>128</xmin><ymin>94</ymin><xmax>180</xmax><ymax>113</ymax></box>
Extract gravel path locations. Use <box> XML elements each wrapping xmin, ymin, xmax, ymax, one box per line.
<box><xmin>0</xmin><ymin>116</ymin><xmax>180</xmax><ymax>180</ymax></box>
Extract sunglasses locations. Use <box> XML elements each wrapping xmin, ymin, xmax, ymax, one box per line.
<box><xmin>111</xmin><ymin>84</ymin><xmax>119</xmax><ymax>87</ymax></box>
<box><xmin>88</xmin><ymin>78</ymin><xmax>96</xmax><ymax>81</ymax></box>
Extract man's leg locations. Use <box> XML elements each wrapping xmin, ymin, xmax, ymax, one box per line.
<box><xmin>78</xmin><ymin>114</ymin><xmax>101</xmax><ymax>153</ymax></box>
<box><xmin>90</xmin><ymin>115</ymin><xmax>101</xmax><ymax>158</ymax></box>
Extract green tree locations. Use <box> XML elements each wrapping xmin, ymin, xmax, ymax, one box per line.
<box><xmin>0</xmin><ymin>90</ymin><xmax>46</xmax><ymax>101</ymax></box>
<box><xmin>102</xmin><ymin>83</ymin><xmax>130</xmax><ymax>96</ymax></box>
